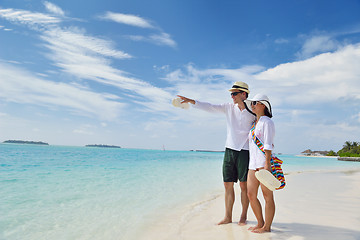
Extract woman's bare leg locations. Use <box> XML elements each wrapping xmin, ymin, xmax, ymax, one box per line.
<box><xmin>247</xmin><ymin>170</ymin><xmax>264</xmax><ymax>231</ymax></box>
<box><xmin>252</xmin><ymin>183</ymin><xmax>275</xmax><ymax>233</ymax></box>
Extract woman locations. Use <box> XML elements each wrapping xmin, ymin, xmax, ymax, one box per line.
<box><xmin>245</xmin><ymin>93</ymin><xmax>276</xmax><ymax>233</ymax></box>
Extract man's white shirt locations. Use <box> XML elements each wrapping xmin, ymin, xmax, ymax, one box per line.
<box><xmin>193</xmin><ymin>101</ymin><xmax>256</xmax><ymax>151</ymax></box>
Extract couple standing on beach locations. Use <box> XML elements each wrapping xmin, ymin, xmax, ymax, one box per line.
<box><xmin>178</xmin><ymin>81</ymin><xmax>276</xmax><ymax>234</ymax></box>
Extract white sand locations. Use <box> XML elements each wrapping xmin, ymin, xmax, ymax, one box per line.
<box><xmin>140</xmin><ymin>169</ymin><xmax>360</xmax><ymax>240</ymax></box>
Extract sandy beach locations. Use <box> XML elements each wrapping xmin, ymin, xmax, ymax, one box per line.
<box><xmin>140</xmin><ymin>169</ymin><xmax>360</xmax><ymax>240</ymax></box>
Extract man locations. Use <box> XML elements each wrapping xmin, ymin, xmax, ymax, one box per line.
<box><xmin>178</xmin><ymin>81</ymin><xmax>256</xmax><ymax>225</ymax></box>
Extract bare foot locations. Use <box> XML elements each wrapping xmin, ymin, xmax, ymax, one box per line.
<box><xmin>248</xmin><ymin>224</ymin><xmax>263</xmax><ymax>231</ymax></box>
<box><xmin>252</xmin><ymin>227</ymin><xmax>271</xmax><ymax>233</ymax></box>
<box><xmin>248</xmin><ymin>226</ymin><xmax>256</xmax><ymax>231</ymax></box>
<box><xmin>217</xmin><ymin>218</ymin><xmax>232</xmax><ymax>225</ymax></box>
<box><xmin>238</xmin><ymin>217</ymin><xmax>247</xmax><ymax>226</ymax></box>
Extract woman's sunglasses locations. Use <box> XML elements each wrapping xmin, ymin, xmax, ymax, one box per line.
<box><xmin>251</xmin><ymin>101</ymin><xmax>263</xmax><ymax>106</ymax></box>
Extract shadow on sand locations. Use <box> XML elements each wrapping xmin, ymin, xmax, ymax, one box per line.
<box><xmin>273</xmin><ymin>222</ymin><xmax>360</xmax><ymax>240</ymax></box>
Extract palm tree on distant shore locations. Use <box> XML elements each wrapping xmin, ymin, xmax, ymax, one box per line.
<box><xmin>343</xmin><ymin>141</ymin><xmax>352</xmax><ymax>150</ymax></box>
<box><xmin>339</xmin><ymin>141</ymin><xmax>360</xmax><ymax>157</ymax></box>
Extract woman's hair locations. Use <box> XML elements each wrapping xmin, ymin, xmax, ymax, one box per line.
<box><xmin>264</xmin><ymin>107</ymin><xmax>272</xmax><ymax>118</ymax></box>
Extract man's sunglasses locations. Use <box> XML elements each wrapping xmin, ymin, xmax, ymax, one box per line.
<box><xmin>231</xmin><ymin>92</ymin><xmax>242</xmax><ymax>96</ymax></box>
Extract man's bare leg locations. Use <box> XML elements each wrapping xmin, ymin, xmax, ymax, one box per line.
<box><xmin>218</xmin><ymin>182</ymin><xmax>234</xmax><ymax>225</ymax></box>
<box><xmin>238</xmin><ymin>181</ymin><xmax>249</xmax><ymax>225</ymax></box>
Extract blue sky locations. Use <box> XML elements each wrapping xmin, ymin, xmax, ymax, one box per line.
<box><xmin>1</xmin><ymin>0</ymin><xmax>360</xmax><ymax>154</ymax></box>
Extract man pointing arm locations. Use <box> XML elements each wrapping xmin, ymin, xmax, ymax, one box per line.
<box><xmin>178</xmin><ymin>82</ymin><xmax>256</xmax><ymax>225</ymax></box>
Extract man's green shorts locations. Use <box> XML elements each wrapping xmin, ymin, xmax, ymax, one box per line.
<box><xmin>223</xmin><ymin>148</ymin><xmax>249</xmax><ymax>182</ymax></box>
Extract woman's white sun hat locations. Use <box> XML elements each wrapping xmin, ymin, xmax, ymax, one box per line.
<box><xmin>245</xmin><ymin>93</ymin><xmax>272</xmax><ymax>117</ymax></box>
<box><xmin>255</xmin><ymin>169</ymin><xmax>281</xmax><ymax>191</ymax></box>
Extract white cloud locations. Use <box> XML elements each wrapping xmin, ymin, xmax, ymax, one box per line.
<box><xmin>0</xmin><ymin>62</ymin><xmax>124</xmax><ymax>121</ymax></box>
<box><xmin>296</xmin><ymin>25</ymin><xmax>360</xmax><ymax>60</ymax></box>
<box><xmin>158</xmin><ymin>43</ymin><xmax>360</xmax><ymax>115</ymax></box>
<box><xmin>0</xmin><ymin>7</ymin><xmax>174</xmax><ymax>114</ymax></box>
<box><xmin>73</xmin><ymin>124</ymin><xmax>96</xmax><ymax>135</ymax></box>
<box><xmin>149</xmin><ymin>33</ymin><xmax>176</xmax><ymax>47</ymax></box>
<box><xmin>73</xmin><ymin>129</ymin><xmax>94</xmax><ymax>135</ymax></box>
<box><xmin>144</xmin><ymin>120</ymin><xmax>174</xmax><ymax>131</ymax></box>
<box><xmin>44</xmin><ymin>1</ymin><xmax>65</xmax><ymax>16</ymax></box>
<box><xmin>296</xmin><ymin>35</ymin><xmax>341</xmax><ymax>59</ymax></box>
<box><xmin>165</xmin><ymin>64</ymin><xmax>263</xmax><ymax>84</ymax></box>
<box><xmin>126</xmin><ymin>33</ymin><xmax>177</xmax><ymax>48</ymax></box>
<box><xmin>42</xmin><ymin>27</ymin><xmax>132</xmax><ymax>59</ymax></box>
<box><xmin>275</xmin><ymin>38</ymin><xmax>289</xmax><ymax>44</ymax></box>
<box><xmin>0</xmin><ymin>8</ymin><xmax>61</xmax><ymax>27</ymax></box>
<box><xmin>101</xmin><ymin>11</ymin><xmax>177</xmax><ymax>48</ymax></box>
<box><xmin>126</xmin><ymin>35</ymin><xmax>145</xmax><ymax>41</ymax></box>
<box><xmin>164</xmin><ymin>64</ymin><xmax>264</xmax><ymax>104</ymax></box>
<box><xmin>162</xmin><ymin>43</ymin><xmax>360</xmax><ymax>153</ymax></box>
<box><xmin>38</xmin><ymin>28</ymin><xmax>173</xmax><ymax>112</ymax></box>
<box><xmin>255</xmin><ymin>43</ymin><xmax>360</xmax><ymax>106</ymax></box>
<box><xmin>99</xmin><ymin>12</ymin><xmax>154</xmax><ymax>28</ymax></box>
<box><xmin>153</xmin><ymin>64</ymin><xmax>170</xmax><ymax>72</ymax></box>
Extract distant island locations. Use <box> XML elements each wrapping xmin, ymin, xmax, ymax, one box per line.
<box><xmin>85</xmin><ymin>144</ymin><xmax>121</xmax><ymax>148</ymax></box>
<box><xmin>301</xmin><ymin>149</ymin><xmax>330</xmax><ymax>157</ymax></box>
<box><xmin>3</xmin><ymin>140</ymin><xmax>49</xmax><ymax>145</ymax></box>
<box><xmin>301</xmin><ymin>141</ymin><xmax>360</xmax><ymax>162</ymax></box>
<box><xmin>190</xmin><ymin>150</ymin><xmax>225</xmax><ymax>153</ymax></box>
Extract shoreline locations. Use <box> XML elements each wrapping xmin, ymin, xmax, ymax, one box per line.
<box><xmin>296</xmin><ymin>154</ymin><xmax>337</xmax><ymax>158</ymax></box>
<box><xmin>338</xmin><ymin>157</ymin><xmax>360</xmax><ymax>162</ymax></box>
<box><xmin>139</xmin><ymin>168</ymin><xmax>360</xmax><ymax>240</ymax></box>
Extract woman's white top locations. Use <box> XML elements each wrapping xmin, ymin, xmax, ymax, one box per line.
<box><xmin>193</xmin><ymin>101</ymin><xmax>256</xmax><ymax>151</ymax></box>
<box><xmin>248</xmin><ymin>116</ymin><xmax>275</xmax><ymax>170</ymax></box>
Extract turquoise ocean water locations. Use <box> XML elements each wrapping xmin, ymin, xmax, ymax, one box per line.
<box><xmin>1</xmin><ymin>144</ymin><xmax>359</xmax><ymax>240</ymax></box>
